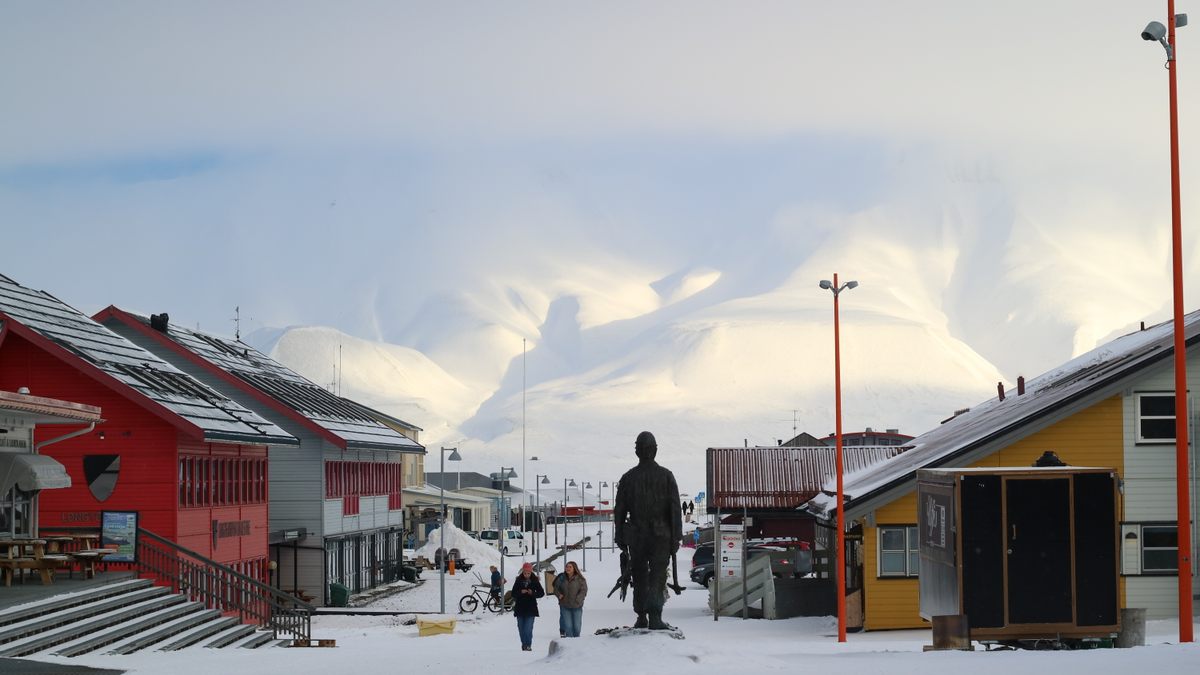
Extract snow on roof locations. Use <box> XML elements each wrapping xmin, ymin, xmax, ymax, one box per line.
<box><xmin>0</xmin><ymin>275</ymin><xmax>295</xmax><ymax>445</ymax></box>
<box><xmin>807</xmin><ymin>311</ymin><xmax>1198</xmax><ymax>517</ymax></box>
<box><xmin>105</xmin><ymin>307</ymin><xmax>422</xmax><ymax>452</ymax></box>
<box><xmin>404</xmin><ymin>483</ymin><xmax>495</xmax><ymax>503</ymax></box>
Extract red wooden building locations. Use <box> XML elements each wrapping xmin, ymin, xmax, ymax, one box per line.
<box><xmin>0</xmin><ymin>274</ymin><xmax>298</xmax><ymax>580</ymax></box>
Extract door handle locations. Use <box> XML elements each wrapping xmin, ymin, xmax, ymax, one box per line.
<box><xmin>1011</xmin><ymin>524</ymin><xmax>1017</xmax><ymax>541</ymax></box>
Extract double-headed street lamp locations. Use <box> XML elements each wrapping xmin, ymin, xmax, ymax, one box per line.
<box><xmin>438</xmin><ymin>446</ymin><xmax>462</xmax><ymax>615</ymax></box>
<box><xmin>535</xmin><ymin>474</ymin><xmax>550</xmax><ymax>560</ymax></box>
<box><xmin>820</xmin><ymin>274</ymin><xmax>857</xmax><ymax>643</ymax></box>
<box><xmin>1142</xmin><ymin>7</ymin><xmax>1193</xmax><ymax>644</ymax></box>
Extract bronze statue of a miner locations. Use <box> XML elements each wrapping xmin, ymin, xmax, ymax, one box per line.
<box><xmin>612</xmin><ymin>431</ymin><xmax>683</xmax><ymax>630</ymax></box>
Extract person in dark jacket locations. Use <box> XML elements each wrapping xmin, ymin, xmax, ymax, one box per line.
<box><xmin>489</xmin><ymin>565</ymin><xmax>504</xmax><ymax>605</ymax></box>
<box><xmin>511</xmin><ymin>562</ymin><xmax>545</xmax><ymax>651</ymax></box>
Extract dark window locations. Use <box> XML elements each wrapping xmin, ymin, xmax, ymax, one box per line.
<box><xmin>1142</xmin><ymin>525</ymin><xmax>1178</xmax><ymax>572</ymax></box>
<box><xmin>1136</xmin><ymin>393</ymin><xmax>1177</xmax><ymax>443</ymax></box>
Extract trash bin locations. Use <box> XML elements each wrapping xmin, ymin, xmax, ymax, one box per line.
<box><xmin>328</xmin><ymin>582</ymin><xmax>350</xmax><ymax>607</ymax></box>
<box><xmin>400</xmin><ymin>565</ymin><xmax>419</xmax><ymax>582</ymax></box>
<box><xmin>1117</xmin><ymin>608</ymin><xmax>1146</xmax><ymax>647</ymax></box>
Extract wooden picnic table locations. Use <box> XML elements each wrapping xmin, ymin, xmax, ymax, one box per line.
<box><xmin>0</xmin><ymin>538</ymin><xmax>65</xmax><ymax>587</ymax></box>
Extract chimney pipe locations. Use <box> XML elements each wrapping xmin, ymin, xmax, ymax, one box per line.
<box><xmin>998</xmin><ymin>382</ymin><xmax>1005</xmax><ymax>401</ymax></box>
<box><xmin>1017</xmin><ymin>376</ymin><xmax>1025</xmax><ymax>396</ymax></box>
<box><xmin>150</xmin><ymin>312</ymin><xmax>170</xmax><ymax>333</ymax></box>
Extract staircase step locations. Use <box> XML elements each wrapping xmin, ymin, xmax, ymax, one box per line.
<box><xmin>54</xmin><ymin>600</ymin><xmax>201</xmax><ymax>657</ymax></box>
<box><xmin>235</xmin><ymin>630</ymin><xmax>277</xmax><ymax>649</ymax></box>
<box><xmin>0</xmin><ymin>578</ymin><xmax>152</xmax><ymax>630</ymax></box>
<box><xmin>0</xmin><ymin>585</ymin><xmax>172</xmax><ymax>646</ymax></box>
<box><xmin>0</xmin><ymin>593</ymin><xmax>185</xmax><ymax>657</ymax></box>
<box><xmin>105</xmin><ymin>607</ymin><xmax>221</xmax><ymax>655</ymax></box>
<box><xmin>203</xmin><ymin>623</ymin><xmax>256</xmax><ymax>648</ymax></box>
<box><xmin>0</xmin><ymin>586</ymin><xmax>174</xmax><ymax>648</ymax></box>
<box><xmin>158</xmin><ymin>615</ymin><xmax>239</xmax><ymax>651</ymax></box>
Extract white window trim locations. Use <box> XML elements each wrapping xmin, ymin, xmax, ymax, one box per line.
<box><xmin>1134</xmin><ymin>392</ymin><xmax>1177</xmax><ymax>444</ymax></box>
<box><xmin>877</xmin><ymin>525</ymin><xmax>919</xmax><ymax>578</ymax></box>
<box><xmin>1122</xmin><ymin>522</ymin><xmax>1181</xmax><ymax>576</ymax></box>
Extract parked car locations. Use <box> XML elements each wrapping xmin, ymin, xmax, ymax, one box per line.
<box><xmin>479</xmin><ymin>528</ymin><xmax>528</xmax><ymax>555</ymax></box>
<box><xmin>690</xmin><ymin>561</ymin><xmax>716</xmax><ymax>588</ymax></box>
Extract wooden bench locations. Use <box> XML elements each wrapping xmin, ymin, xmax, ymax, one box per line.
<box><xmin>0</xmin><ymin>555</ymin><xmax>68</xmax><ymax>586</ymax></box>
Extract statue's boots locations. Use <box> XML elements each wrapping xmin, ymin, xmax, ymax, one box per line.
<box><xmin>633</xmin><ymin>613</ymin><xmax>648</xmax><ymax>629</ymax></box>
<box><xmin>648</xmin><ymin>612</ymin><xmax>669</xmax><ymax>630</ymax></box>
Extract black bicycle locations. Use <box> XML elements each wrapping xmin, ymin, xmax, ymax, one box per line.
<box><xmin>458</xmin><ymin>584</ymin><xmax>514</xmax><ymax>613</ymax></box>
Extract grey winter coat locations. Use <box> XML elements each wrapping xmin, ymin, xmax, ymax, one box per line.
<box><xmin>556</xmin><ymin>573</ymin><xmax>588</xmax><ymax>609</ymax></box>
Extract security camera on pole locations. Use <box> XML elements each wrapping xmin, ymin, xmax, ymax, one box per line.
<box><xmin>1140</xmin><ymin>6</ymin><xmax>1193</xmax><ymax>643</ymax></box>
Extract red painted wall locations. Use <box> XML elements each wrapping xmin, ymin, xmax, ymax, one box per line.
<box><xmin>0</xmin><ymin>331</ymin><xmax>268</xmax><ymax>567</ymax></box>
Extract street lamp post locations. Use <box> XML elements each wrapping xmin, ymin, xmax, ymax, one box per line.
<box><xmin>563</xmin><ymin>478</ymin><xmax>576</xmax><ymax>563</ymax></box>
<box><xmin>820</xmin><ymin>274</ymin><xmax>857</xmax><ymax>644</ymax></box>
<box><xmin>438</xmin><ymin>446</ymin><xmax>462</xmax><ymax>615</ymax></box>
<box><xmin>582</xmin><ymin>482</ymin><xmax>592</xmax><ymax>571</ymax></box>
<box><xmin>536</xmin><ymin>474</ymin><xmax>550</xmax><ymax>561</ymax></box>
<box><xmin>1142</xmin><ymin>7</ymin><xmax>1194</xmax><ymax>643</ymax></box>
<box><xmin>497</xmin><ymin>466</ymin><xmax>517</xmax><ymax>610</ymax></box>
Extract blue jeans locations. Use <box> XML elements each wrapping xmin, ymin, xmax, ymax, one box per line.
<box><xmin>516</xmin><ymin>615</ymin><xmax>536</xmax><ymax>648</ymax></box>
<box><xmin>560</xmin><ymin>607</ymin><xmax>583</xmax><ymax>637</ymax></box>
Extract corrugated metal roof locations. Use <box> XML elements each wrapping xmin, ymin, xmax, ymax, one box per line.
<box><xmin>707</xmin><ymin>445</ymin><xmax>907</xmax><ymax>509</ymax></box>
<box><xmin>107</xmin><ymin>309</ymin><xmax>422</xmax><ymax>452</ymax></box>
<box><xmin>0</xmin><ymin>275</ymin><xmax>296</xmax><ymax>446</ymax></box>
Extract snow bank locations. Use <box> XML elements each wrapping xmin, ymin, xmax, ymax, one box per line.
<box><xmin>416</xmin><ymin>521</ymin><xmax>502</xmax><ymax>567</ymax></box>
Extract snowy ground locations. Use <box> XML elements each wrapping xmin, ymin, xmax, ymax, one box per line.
<box><xmin>23</xmin><ymin>521</ymin><xmax>1200</xmax><ymax>674</ymax></box>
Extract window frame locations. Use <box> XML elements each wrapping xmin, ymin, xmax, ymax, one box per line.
<box><xmin>1134</xmin><ymin>392</ymin><xmax>1178</xmax><ymax>444</ymax></box>
<box><xmin>877</xmin><ymin>524</ymin><xmax>920</xmax><ymax>578</ymax></box>
<box><xmin>1141</xmin><ymin>524</ymin><xmax>1179</xmax><ymax>574</ymax></box>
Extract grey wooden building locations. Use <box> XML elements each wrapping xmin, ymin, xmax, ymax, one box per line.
<box><xmin>98</xmin><ymin>306</ymin><xmax>425</xmax><ymax>605</ymax></box>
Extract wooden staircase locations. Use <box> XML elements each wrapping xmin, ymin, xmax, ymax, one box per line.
<box><xmin>0</xmin><ymin>578</ymin><xmax>288</xmax><ymax>657</ymax></box>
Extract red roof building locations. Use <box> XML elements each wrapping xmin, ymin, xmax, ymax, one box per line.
<box><xmin>0</xmin><ymin>274</ymin><xmax>298</xmax><ymax>580</ymax></box>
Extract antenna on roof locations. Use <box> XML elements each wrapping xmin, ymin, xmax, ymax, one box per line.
<box><xmin>232</xmin><ymin>306</ymin><xmax>240</xmax><ymax>340</ymax></box>
<box><xmin>338</xmin><ymin>342</ymin><xmax>343</xmax><ymax>396</ymax></box>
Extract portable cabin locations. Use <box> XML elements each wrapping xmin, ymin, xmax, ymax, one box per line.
<box><xmin>916</xmin><ymin>466</ymin><xmax>1120</xmax><ymax>640</ymax></box>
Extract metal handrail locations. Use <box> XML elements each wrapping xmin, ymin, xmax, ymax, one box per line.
<box><xmin>134</xmin><ymin>527</ymin><xmax>312</xmax><ymax>640</ymax></box>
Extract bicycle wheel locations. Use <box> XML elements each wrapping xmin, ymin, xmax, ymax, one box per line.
<box><xmin>484</xmin><ymin>594</ymin><xmax>501</xmax><ymax>612</ymax></box>
<box><xmin>459</xmin><ymin>594</ymin><xmax>480</xmax><ymax>613</ymax></box>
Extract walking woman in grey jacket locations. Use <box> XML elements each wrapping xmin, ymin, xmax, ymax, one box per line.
<box><xmin>555</xmin><ymin>561</ymin><xmax>588</xmax><ymax>637</ymax></box>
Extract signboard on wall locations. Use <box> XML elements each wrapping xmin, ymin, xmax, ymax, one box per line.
<box><xmin>101</xmin><ymin>510</ymin><xmax>138</xmax><ymax>563</ymax></box>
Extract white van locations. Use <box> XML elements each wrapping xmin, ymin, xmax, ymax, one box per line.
<box><xmin>479</xmin><ymin>529</ymin><xmax>528</xmax><ymax>555</ymax></box>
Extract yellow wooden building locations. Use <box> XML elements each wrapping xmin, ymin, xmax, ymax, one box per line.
<box><xmin>807</xmin><ymin>314</ymin><xmax>1200</xmax><ymax>629</ymax></box>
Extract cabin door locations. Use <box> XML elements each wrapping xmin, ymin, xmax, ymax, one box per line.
<box><xmin>1005</xmin><ymin>477</ymin><xmax>1073</xmax><ymax>624</ymax></box>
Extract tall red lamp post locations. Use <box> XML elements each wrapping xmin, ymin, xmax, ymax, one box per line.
<box><xmin>820</xmin><ymin>273</ymin><xmax>857</xmax><ymax>643</ymax></box>
<box><xmin>1142</xmin><ymin>5</ymin><xmax>1194</xmax><ymax>643</ymax></box>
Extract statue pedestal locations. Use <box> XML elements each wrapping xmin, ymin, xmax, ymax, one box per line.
<box><xmin>594</xmin><ymin>626</ymin><xmax>685</xmax><ymax>640</ymax></box>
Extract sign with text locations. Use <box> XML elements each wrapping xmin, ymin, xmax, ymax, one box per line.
<box><xmin>719</xmin><ymin>524</ymin><xmax>744</xmax><ymax>578</ymax></box>
<box><xmin>100</xmin><ymin>510</ymin><xmax>138</xmax><ymax>563</ymax></box>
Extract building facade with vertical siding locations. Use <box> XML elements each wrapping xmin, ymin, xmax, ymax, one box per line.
<box><xmin>97</xmin><ymin>306</ymin><xmax>425</xmax><ymax>605</ymax></box>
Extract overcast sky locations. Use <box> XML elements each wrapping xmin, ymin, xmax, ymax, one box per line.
<box><xmin>3</xmin><ymin>1</ymin><xmax>1198</xmax><ymax>373</ymax></box>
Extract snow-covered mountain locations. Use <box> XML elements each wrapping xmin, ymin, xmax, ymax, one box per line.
<box><xmin>247</xmin><ymin>269</ymin><xmax>1010</xmax><ymax>496</ymax></box>
<box><xmin>243</xmin><ymin>159</ymin><xmax>1178</xmax><ymax>496</ymax></box>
